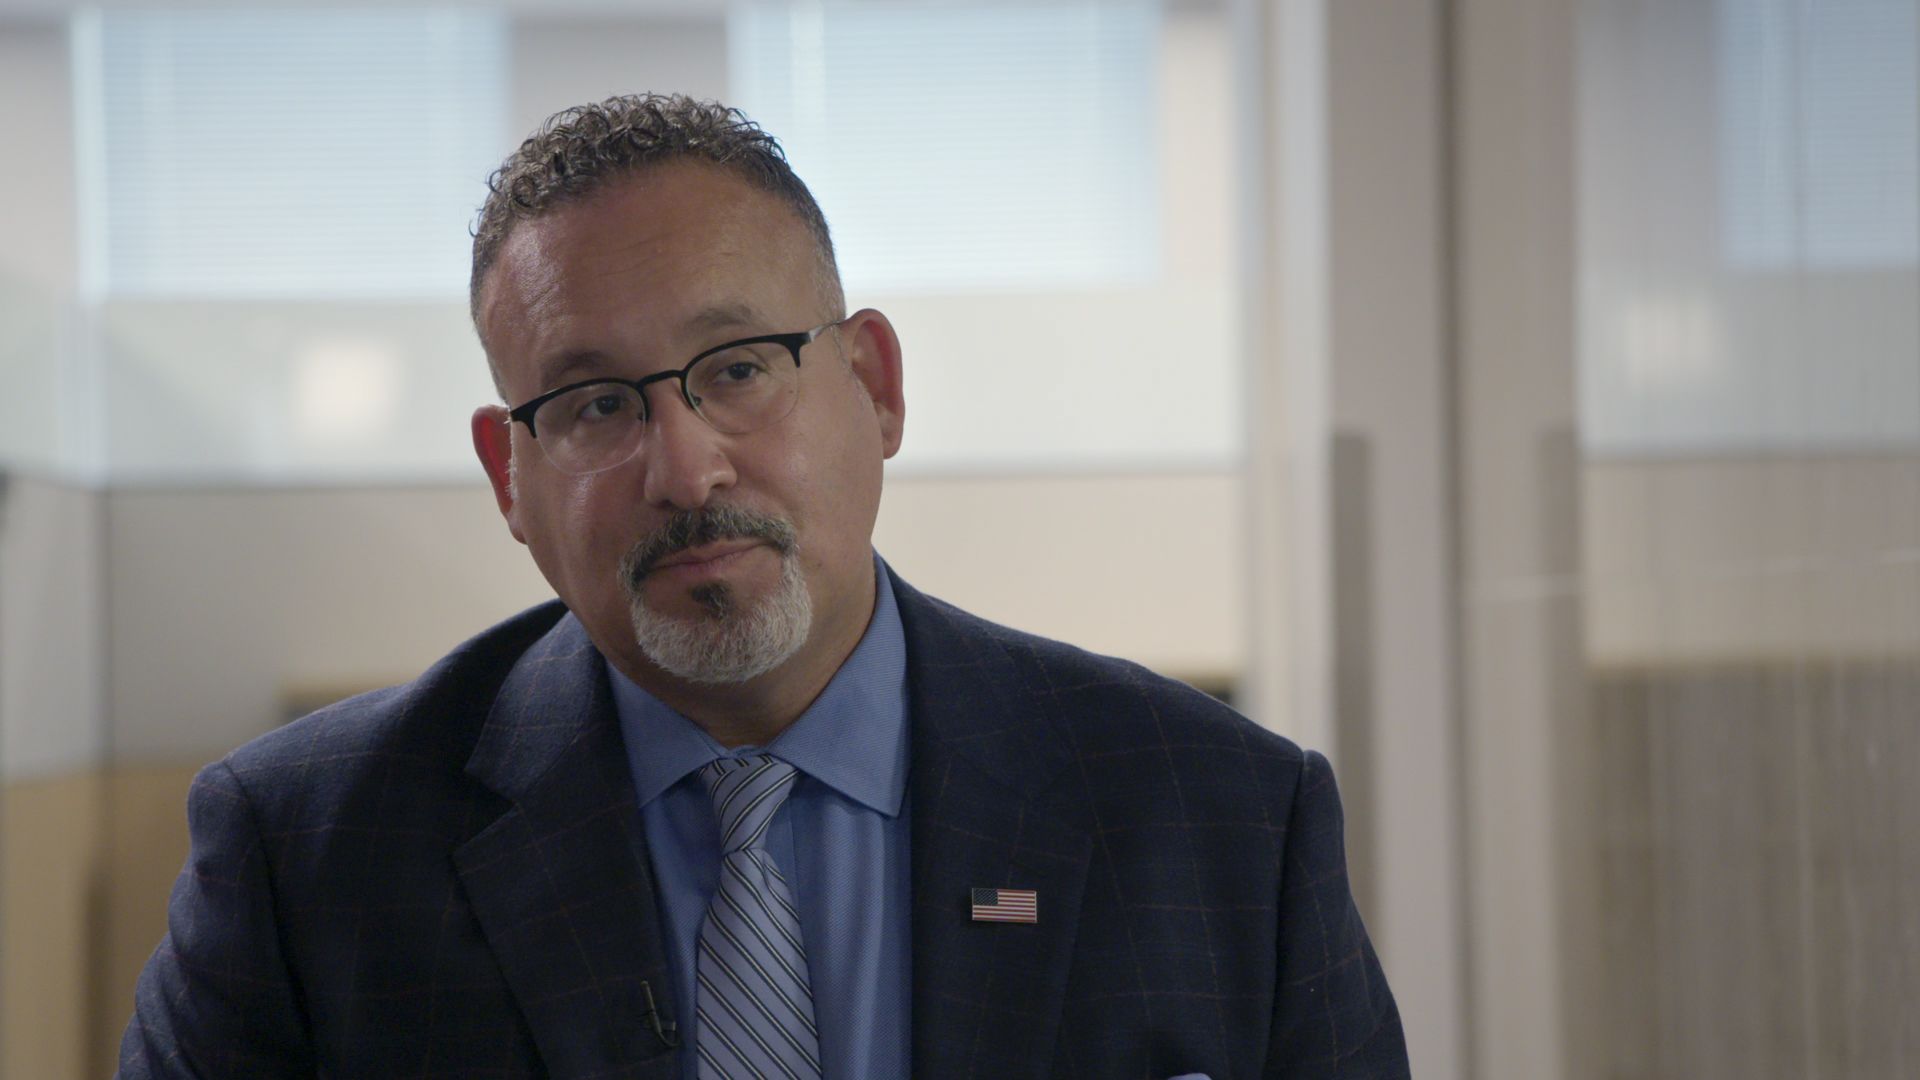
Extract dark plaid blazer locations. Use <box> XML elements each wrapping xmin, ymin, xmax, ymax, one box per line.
<box><xmin>119</xmin><ymin>575</ymin><xmax>1407</xmax><ymax>1079</ymax></box>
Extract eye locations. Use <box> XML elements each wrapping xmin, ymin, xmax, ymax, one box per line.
<box><xmin>569</xmin><ymin>388</ymin><xmax>638</xmax><ymax>424</ymax></box>
<box><xmin>585</xmin><ymin>394</ymin><xmax>620</xmax><ymax>418</ymax></box>
<box><xmin>693</xmin><ymin>345</ymin><xmax>782</xmax><ymax>398</ymax></box>
<box><xmin>717</xmin><ymin>358</ymin><xmax>770</xmax><ymax>383</ymax></box>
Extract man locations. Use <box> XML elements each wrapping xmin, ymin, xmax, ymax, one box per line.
<box><xmin>120</xmin><ymin>94</ymin><xmax>1407</xmax><ymax>1079</ymax></box>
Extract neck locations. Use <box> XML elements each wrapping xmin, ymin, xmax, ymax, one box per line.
<box><xmin>648</xmin><ymin>664</ymin><xmax>831</xmax><ymax>749</ymax></box>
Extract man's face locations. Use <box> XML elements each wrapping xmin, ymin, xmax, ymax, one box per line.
<box><xmin>471</xmin><ymin>162</ymin><xmax>904</xmax><ymax>694</ymax></box>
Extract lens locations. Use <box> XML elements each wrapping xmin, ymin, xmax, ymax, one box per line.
<box><xmin>534</xmin><ymin>381</ymin><xmax>645</xmax><ymax>473</ymax></box>
<box><xmin>687</xmin><ymin>341</ymin><xmax>801</xmax><ymax>434</ymax></box>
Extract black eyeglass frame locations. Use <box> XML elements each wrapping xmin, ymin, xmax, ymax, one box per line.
<box><xmin>504</xmin><ymin>322</ymin><xmax>837</xmax><ymax>439</ymax></box>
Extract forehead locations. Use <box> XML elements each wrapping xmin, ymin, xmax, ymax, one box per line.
<box><xmin>478</xmin><ymin>163</ymin><xmax>819</xmax><ymax>391</ymax></box>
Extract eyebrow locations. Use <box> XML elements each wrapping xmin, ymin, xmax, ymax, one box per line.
<box><xmin>684</xmin><ymin>301</ymin><xmax>764</xmax><ymax>335</ymax></box>
<box><xmin>533</xmin><ymin>348</ymin><xmax>616</xmax><ymax>395</ymax></box>
<box><xmin>529</xmin><ymin>302</ymin><xmax>771</xmax><ymax>395</ymax></box>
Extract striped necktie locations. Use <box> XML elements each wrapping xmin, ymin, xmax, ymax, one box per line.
<box><xmin>694</xmin><ymin>755</ymin><xmax>822</xmax><ymax>1080</ymax></box>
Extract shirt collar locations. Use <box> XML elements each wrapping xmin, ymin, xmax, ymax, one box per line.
<box><xmin>611</xmin><ymin>553</ymin><xmax>910</xmax><ymax>818</ymax></box>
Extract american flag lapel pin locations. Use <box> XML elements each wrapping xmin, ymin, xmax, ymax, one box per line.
<box><xmin>970</xmin><ymin>886</ymin><xmax>1038</xmax><ymax>924</ymax></box>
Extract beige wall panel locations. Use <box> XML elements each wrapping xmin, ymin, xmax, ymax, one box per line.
<box><xmin>1</xmin><ymin>771</ymin><xmax>104</xmax><ymax>1080</ymax></box>
<box><xmin>92</xmin><ymin>765</ymin><xmax>199</xmax><ymax>1074</ymax></box>
<box><xmin>874</xmin><ymin>471</ymin><xmax>1243</xmax><ymax>683</ymax></box>
<box><xmin>106</xmin><ymin>485</ymin><xmax>553</xmax><ymax>763</ymax></box>
<box><xmin>107</xmin><ymin>472</ymin><xmax>1242</xmax><ymax>767</ymax></box>
<box><xmin>1585</xmin><ymin>456</ymin><xmax>1920</xmax><ymax>664</ymax></box>
<box><xmin>2</xmin><ymin>766</ymin><xmax>211</xmax><ymax>1079</ymax></box>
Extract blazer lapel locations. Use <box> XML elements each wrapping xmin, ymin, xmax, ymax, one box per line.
<box><xmin>896</xmin><ymin>579</ymin><xmax>1093</xmax><ymax>1079</ymax></box>
<box><xmin>453</xmin><ymin>614</ymin><xmax>680</xmax><ymax>1078</ymax></box>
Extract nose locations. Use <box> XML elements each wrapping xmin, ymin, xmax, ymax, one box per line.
<box><xmin>637</xmin><ymin>389</ymin><xmax>736</xmax><ymax>510</ymax></box>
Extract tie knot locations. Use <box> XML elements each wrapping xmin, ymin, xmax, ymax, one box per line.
<box><xmin>699</xmin><ymin>755</ymin><xmax>798</xmax><ymax>853</ymax></box>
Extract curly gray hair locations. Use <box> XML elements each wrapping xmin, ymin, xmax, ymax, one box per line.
<box><xmin>469</xmin><ymin>93</ymin><xmax>843</xmax><ymax>346</ymax></box>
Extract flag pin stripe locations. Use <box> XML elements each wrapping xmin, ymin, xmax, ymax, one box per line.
<box><xmin>970</xmin><ymin>887</ymin><xmax>1038</xmax><ymax>924</ymax></box>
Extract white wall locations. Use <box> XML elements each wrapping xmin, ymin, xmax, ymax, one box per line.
<box><xmin>0</xmin><ymin>19</ymin><xmax>82</xmax><ymax>477</ymax></box>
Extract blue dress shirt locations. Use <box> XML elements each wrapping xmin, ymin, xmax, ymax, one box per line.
<box><xmin>610</xmin><ymin>556</ymin><xmax>912</xmax><ymax>1079</ymax></box>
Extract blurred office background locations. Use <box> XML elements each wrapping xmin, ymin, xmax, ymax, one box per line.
<box><xmin>0</xmin><ymin>0</ymin><xmax>1913</xmax><ymax>1076</ymax></box>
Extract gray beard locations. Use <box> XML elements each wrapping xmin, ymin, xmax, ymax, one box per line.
<box><xmin>623</xmin><ymin>538</ymin><xmax>812</xmax><ymax>685</ymax></box>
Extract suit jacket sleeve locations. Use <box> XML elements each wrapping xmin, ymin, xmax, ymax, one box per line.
<box><xmin>118</xmin><ymin>760</ymin><xmax>315</xmax><ymax>1079</ymax></box>
<box><xmin>1266</xmin><ymin>750</ymin><xmax>1410</xmax><ymax>1077</ymax></box>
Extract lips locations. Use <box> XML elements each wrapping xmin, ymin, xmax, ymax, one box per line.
<box><xmin>647</xmin><ymin>540</ymin><xmax>764</xmax><ymax>577</ymax></box>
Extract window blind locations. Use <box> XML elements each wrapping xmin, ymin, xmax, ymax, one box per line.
<box><xmin>1720</xmin><ymin>0</ymin><xmax>1919</xmax><ymax>269</ymax></box>
<box><xmin>729</xmin><ymin>1</ymin><xmax>1162</xmax><ymax>293</ymax></box>
<box><xmin>80</xmin><ymin>10</ymin><xmax>507</xmax><ymax>298</ymax></box>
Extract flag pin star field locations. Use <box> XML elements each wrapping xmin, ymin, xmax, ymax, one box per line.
<box><xmin>970</xmin><ymin>887</ymin><xmax>1038</xmax><ymax>924</ymax></box>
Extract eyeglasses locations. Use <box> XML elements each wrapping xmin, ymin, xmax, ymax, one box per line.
<box><xmin>506</xmin><ymin>322</ymin><xmax>838</xmax><ymax>475</ymax></box>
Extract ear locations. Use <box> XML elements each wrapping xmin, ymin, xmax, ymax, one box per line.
<box><xmin>840</xmin><ymin>308</ymin><xmax>906</xmax><ymax>458</ymax></box>
<box><xmin>471</xmin><ymin>405</ymin><xmax>528</xmax><ymax>545</ymax></box>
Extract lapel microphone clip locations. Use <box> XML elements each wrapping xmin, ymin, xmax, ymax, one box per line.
<box><xmin>639</xmin><ymin>979</ymin><xmax>679</xmax><ymax>1047</ymax></box>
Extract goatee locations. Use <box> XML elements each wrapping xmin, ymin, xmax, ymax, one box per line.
<box><xmin>617</xmin><ymin>506</ymin><xmax>811</xmax><ymax>685</ymax></box>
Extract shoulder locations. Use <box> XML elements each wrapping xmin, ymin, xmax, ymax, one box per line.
<box><xmin>892</xmin><ymin>576</ymin><xmax>1308</xmax><ymax>801</ymax></box>
<box><xmin>214</xmin><ymin>600</ymin><xmax>574</xmax><ymax>810</ymax></box>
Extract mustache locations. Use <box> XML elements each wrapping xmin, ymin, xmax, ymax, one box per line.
<box><xmin>619</xmin><ymin>505</ymin><xmax>798</xmax><ymax>588</ymax></box>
